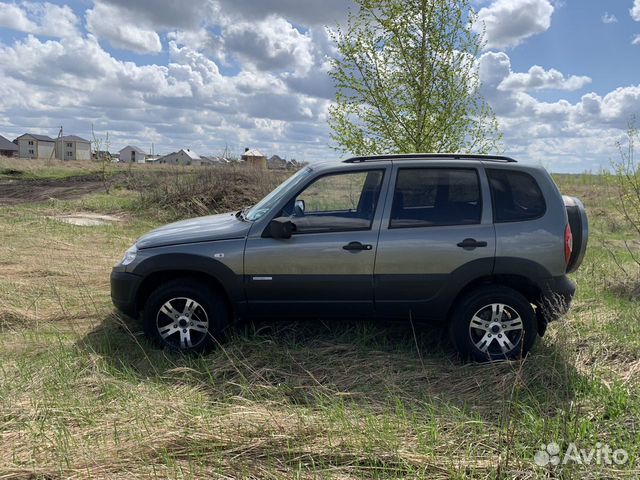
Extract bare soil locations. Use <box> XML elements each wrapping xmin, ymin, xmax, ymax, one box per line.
<box><xmin>47</xmin><ymin>213</ymin><xmax>123</xmax><ymax>226</ymax></box>
<box><xmin>0</xmin><ymin>175</ymin><xmax>107</xmax><ymax>204</ymax></box>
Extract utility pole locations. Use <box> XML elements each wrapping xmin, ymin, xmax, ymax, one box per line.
<box><xmin>48</xmin><ymin>125</ymin><xmax>62</xmax><ymax>164</ymax></box>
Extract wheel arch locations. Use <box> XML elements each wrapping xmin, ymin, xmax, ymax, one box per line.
<box><xmin>446</xmin><ymin>273</ymin><xmax>544</xmax><ymax>331</ymax></box>
<box><xmin>131</xmin><ymin>253</ymin><xmax>241</xmax><ymax>317</ymax></box>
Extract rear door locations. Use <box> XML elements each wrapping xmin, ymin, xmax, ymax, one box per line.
<box><xmin>374</xmin><ymin>164</ymin><xmax>496</xmax><ymax>319</ymax></box>
<box><xmin>244</xmin><ymin>167</ymin><xmax>390</xmax><ymax>317</ymax></box>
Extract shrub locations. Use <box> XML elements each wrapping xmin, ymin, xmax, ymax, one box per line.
<box><xmin>135</xmin><ymin>165</ymin><xmax>289</xmax><ymax>219</ymax></box>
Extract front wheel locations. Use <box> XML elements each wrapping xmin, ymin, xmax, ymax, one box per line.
<box><xmin>143</xmin><ymin>279</ymin><xmax>229</xmax><ymax>353</ymax></box>
<box><xmin>449</xmin><ymin>285</ymin><xmax>537</xmax><ymax>362</ymax></box>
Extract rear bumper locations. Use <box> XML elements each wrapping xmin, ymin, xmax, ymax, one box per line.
<box><xmin>537</xmin><ymin>275</ymin><xmax>576</xmax><ymax>334</ymax></box>
<box><xmin>110</xmin><ymin>269</ymin><xmax>142</xmax><ymax>317</ymax></box>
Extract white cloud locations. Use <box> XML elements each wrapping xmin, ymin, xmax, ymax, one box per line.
<box><xmin>98</xmin><ymin>0</ymin><xmax>214</xmax><ymax>29</ymax></box>
<box><xmin>478</xmin><ymin>51</ymin><xmax>640</xmax><ymax>170</ymax></box>
<box><xmin>0</xmin><ymin>2</ymin><xmax>37</xmax><ymax>31</ymax></box>
<box><xmin>633</xmin><ymin>34</ymin><xmax>640</xmax><ymax>45</ymax></box>
<box><xmin>215</xmin><ymin>0</ymin><xmax>350</xmax><ymax>26</ymax></box>
<box><xmin>631</xmin><ymin>0</ymin><xmax>640</xmax><ymax>21</ymax></box>
<box><xmin>85</xmin><ymin>1</ymin><xmax>162</xmax><ymax>54</ymax></box>
<box><xmin>0</xmin><ymin>0</ymin><xmax>637</xmax><ymax>171</ymax></box>
<box><xmin>0</xmin><ymin>2</ymin><xmax>78</xmax><ymax>38</ymax></box>
<box><xmin>0</xmin><ymin>25</ymin><xmax>333</xmax><ymax>162</ymax></box>
<box><xmin>222</xmin><ymin>16</ymin><xmax>314</xmax><ymax>74</ymax></box>
<box><xmin>499</xmin><ymin>65</ymin><xmax>591</xmax><ymax>91</ymax></box>
<box><xmin>602</xmin><ymin>12</ymin><xmax>618</xmax><ymax>24</ymax></box>
<box><xmin>474</xmin><ymin>0</ymin><xmax>554</xmax><ymax>49</ymax></box>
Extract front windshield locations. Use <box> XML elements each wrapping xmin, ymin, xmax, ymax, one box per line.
<box><xmin>245</xmin><ymin>167</ymin><xmax>312</xmax><ymax>221</ymax></box>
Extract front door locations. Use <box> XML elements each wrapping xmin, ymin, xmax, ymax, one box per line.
<box><xmin>374</xmin><ymin>166</ymin><xmax>496</xmax><ymax>319</ymax></box>
<box><xmin>244</xmin><ymin>168</ymin><xmax>388</xmax><ymax>317</ymax></box>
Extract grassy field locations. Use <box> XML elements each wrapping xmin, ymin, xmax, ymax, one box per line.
<box><xmin>1</xmin><ymin>158</ymin><xmax>639</xmax><ymax>479</ymax></box>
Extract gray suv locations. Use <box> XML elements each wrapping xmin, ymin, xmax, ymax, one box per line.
<box><xmin>111</xmin><ymin>154</ymin><xmax>588</xmax><ymax>361</ymax></box>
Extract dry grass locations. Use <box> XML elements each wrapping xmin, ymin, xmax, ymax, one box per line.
<box><xmin>0</xmin><ymin>164</ymin><xmax>639</xmax><ymax>478</ymax></box>
<box><xmin>132</xmin><ymin>166</ymin><xmax>289</xmax><ymax>218</ymax></box>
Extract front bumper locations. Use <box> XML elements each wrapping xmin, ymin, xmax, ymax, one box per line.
<box><xmin>537</xmin><ymin>275</ymin><xmax>576</xmax><ymax>335</ymax></box>
<box><xmin>110</xmin><ymin>269</ymin><xmax>142</xmax><ymax>317</ymax></box>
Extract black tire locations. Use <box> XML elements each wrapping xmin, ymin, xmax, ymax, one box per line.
<box><xmin>449</xmin><ymin>285</ymin><xmax>537</xmax><ymax>362</ymax></box>
<box><xmin>142</xmin><ymin>279</ymin><xmax>230</xmax><ymax>353</ymax></box>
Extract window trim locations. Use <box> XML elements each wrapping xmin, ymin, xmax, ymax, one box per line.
<box><xmin>269</xmin><ymin>168</ymin><xmax>386</xmax><ymax>236</ymax></box>
<box><xmin>388</xmin><ymin>167</ymin><xmax>483</xmax><ymax>230</ymax></box>
<box><xmin>486</xmin><ymin>168</ymin><xmax>547</xmax><ymax>224</ymax></box>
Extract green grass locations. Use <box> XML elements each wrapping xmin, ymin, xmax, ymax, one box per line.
<box><xmin>1</xmin><ymin>166</ymin><xmax>640</xmax><ymax>478</ymax></box>
<box><xmin>0</xmin><ymin>158</ymin><xmax>105</xmax><ymax>180</ymax></box>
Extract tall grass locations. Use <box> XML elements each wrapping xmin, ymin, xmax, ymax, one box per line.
<box><xmin>0</xmin><ymin>161</ymin><xmax>639</xmax><ymax>478</ymax></box>
<box><xmin>131</xmin><ymin>165</ymin><xmax>288</xmax><ymax>218</ymax></box>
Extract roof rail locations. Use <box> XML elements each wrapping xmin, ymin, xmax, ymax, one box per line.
<box><xmin>342</xmin><ymin>153</ymin><xmax>517</xmax><ymax>163</ymax></box>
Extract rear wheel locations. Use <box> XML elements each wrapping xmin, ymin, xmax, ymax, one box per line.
<box><xmin>143</xmin><ymin>279</ymin><xmax>229</xmax><ymax>353</ymax></box>
<box><xmin>449</xmin><ymin>285</ymin><xmax>537</xmax><ymax>362</ymax></box>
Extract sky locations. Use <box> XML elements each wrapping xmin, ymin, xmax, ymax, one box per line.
<box><xmin>0</xmin><ymin>0</ymin><xmax>639</xmax><ymax>172</ymax></box>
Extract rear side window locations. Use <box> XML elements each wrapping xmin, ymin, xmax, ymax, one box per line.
<box><xmin>487</xmin><ymin>169</ymin><xmax>546</xmax><ymax>223</ymax></box>
<box><xmin>390</xmin><ymin>168</ymin><xmax>481</xmax><ymax>228</ymax></box>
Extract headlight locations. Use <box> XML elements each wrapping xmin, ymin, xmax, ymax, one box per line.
<box><xmin>120</xmin><ymin>245</ymin><xmax>138</xmax><ymax>266</ymax></box>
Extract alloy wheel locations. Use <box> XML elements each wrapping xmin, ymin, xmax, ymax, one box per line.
<box><xmin>468</xmin><ymin>303</ymin><xmax>524</xmax><ymax>356</ymax></box>
<box><xmin>155</xmin><ymin>297</ymin><xmax>209</xmax><ymax>349</ymax></box>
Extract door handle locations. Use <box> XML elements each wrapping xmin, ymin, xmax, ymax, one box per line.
<box><xmin>457</xmin><ymin>238</ymin><xmax>488</xmax><ymax>249</ymax></box>
<box><xmin>343</xmin><ymin>241</ymin><xmax>373</xmax><ymax>251</ymax></box>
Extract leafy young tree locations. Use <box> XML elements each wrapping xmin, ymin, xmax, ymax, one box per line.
<box><xmin>329</xmin><ymin>0</ymin><xmax>501</xmax><ymax>156</ymax></box>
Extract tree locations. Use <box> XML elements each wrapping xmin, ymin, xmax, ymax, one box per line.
<box><xmin>329</xmin><ymin>0</ymin><xmax>501</xmax><ymax>156</ymax></box>
<box><xmin>611</xmin><ymin>119</ymin><xmax>640</xmax><ymax>269</ymax></box>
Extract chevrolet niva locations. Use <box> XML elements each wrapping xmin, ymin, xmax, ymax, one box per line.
<box><xmin>111</xmin><ymin>154</ymin><xmax>588</xmax><ymax>361</ymax></box>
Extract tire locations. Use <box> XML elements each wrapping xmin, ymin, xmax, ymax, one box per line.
<box><xmin>449</xmin><ymin>285</ymin><xmax>537</xmax><ymax>362</ymax></box>
<box><xmin>142</xmin><ymin>279</ymin><xmax>230</xmax><ymax>353</ymax></box>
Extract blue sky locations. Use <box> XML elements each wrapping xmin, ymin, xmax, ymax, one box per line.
<box><xmin>0</xmin><ymin>0</ymin><xmax>639</xmax><ymax>172</ymax></box>
<box><xmin>510</xmin><ymin>1</ymin><xmax>640</xmax><ymax>102</ymax></box>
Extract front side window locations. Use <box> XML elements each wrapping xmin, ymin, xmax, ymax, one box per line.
<box><xmin>486</xmin><ymin>169</ymin><xmax>546</xmax><ymax>223</ymax></box>
<box><xmin>245</xmin><ymin>167</ymin><xmax>312</xmax><ymax>221</ymax></box>
<box><xmin>281</xmin><ymin>170</ymin><xmax>384</xmax><ymax>233</ymax></box>
<box><xmin>390</xmin><ymin>168</ymin><xmax>481</xmax><ymax>228</ymax></box>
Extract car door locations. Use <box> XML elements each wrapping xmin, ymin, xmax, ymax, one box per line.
<box><xmin>244</xmin><ymin>167</ymin><xmax>390</xmax><ymax>317</ymax></box>
<box><xmin>374</xmin><ymin>164</ymin><xmax>496</xmax><ymax>320</ymax></box>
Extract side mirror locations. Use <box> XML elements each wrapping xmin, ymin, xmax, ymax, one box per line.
<box><xmin>270</xmin><ymin>217</ymin><xmax>295</xmax><ymax>239</ymax></box>
<box><xmin>295</xmin><ymin>199</ymin><xmax>305</xmax><ymax>214</ymax></box>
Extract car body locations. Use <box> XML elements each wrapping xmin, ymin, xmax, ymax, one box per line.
<box><xmin>111</xmin><ymin>154</ymin><xmax>588</xmax><ymax>360</ymax></box>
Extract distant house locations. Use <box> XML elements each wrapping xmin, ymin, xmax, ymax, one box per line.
<box><xmin>0</xmin><ymin>135</ymin><xmax>18</xmax><ymax>157</ymax></box>
<box><xmin>56</xmin><ymin>135</ymin><xmax>90</xmax><ymax>161</ymax></box>
<box><xmin>241</xmin><ymin>148</ymin><xmax>267</xmax><ymax>169</ymax></box>
<box><xmin>156</xmin><ymin>149</ymin><xmax>202</xmax><ymax>166</ymax></box>
<box><xmin>286</xmin><ymin>159</ymin><xmax>304</xmax><ymax>170</ymax></box>
<box><xmin>267</xmin><ymin>154</ymin><xmax>287</xmax><ymax>170</ymax></box>
<box><xmin>119</xmin><ymin>146</ymin><xmax>148</xmax><ymax>164</ymax></box>
<box><xmin>15</xmin><ymin>133</ymin><xmax>55</xmax><ymax>159</ymax></box>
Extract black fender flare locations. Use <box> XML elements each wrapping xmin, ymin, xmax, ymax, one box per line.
<box><xmin>132</xmin><ymin>253</ymin><xmax>243</xmax><ymax>303</ymax></box>
<box><xmin>434</xmin><ymin>257</ymin><xmax>552</xmax><ymax>320</ymax></box>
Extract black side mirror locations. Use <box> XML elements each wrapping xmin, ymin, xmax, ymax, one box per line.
<box><xmin>295</xmin><ymin>199</ymin><xmax>305</xmax><ymax>214</ymax></box>
<box><xmin>270</xmin><ymin>217</ymin><xmax>295</xmax><ymax>239</ymax></box>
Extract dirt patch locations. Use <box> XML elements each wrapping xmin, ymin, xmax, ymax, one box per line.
<box><xmin>48</xmin><ymin>213</ymin><xmax>122</xmax><ymax>226</ymax></box>
<box><xmin>0</xmin><ymin>175</ymin><xmax>108</xmax><ymax>205</ymax></box>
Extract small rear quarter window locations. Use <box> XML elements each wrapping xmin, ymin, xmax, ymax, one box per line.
<box><xmin>487</xmin><ymin>169</ymin><xmax>546</xmax><ymax>222</ymax></box>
